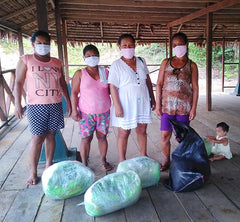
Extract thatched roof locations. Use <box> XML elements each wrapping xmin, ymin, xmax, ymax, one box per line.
<box><xmin>0</xmin><ymin>0</ymin><xmax>240</xmax><ymax>44</ymax></box>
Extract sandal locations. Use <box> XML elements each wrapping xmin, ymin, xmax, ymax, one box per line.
<box><xmin>102</xmin><ymin>162</ymin><xmax>113</xmax><ymax>171</ymax></box>
<box><xmin>160</xmin><ymin>162</ymin><xmax>170</xmax><ymax>172</ymax></box>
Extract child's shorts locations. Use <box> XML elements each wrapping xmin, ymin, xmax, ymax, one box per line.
<box><xmin>160</xmin><ymin>113</ymin><xmax>190</xmax><ymax>131</ymax></box>
<box><xmin>27</xmin><ymin>102</ymin><xmax>64</xmax><ymax>135</ymax></box>
<box><xmin>79</xmin><ymin>110</ymin><xmax>110</xmax><ymax>138</ymax></box>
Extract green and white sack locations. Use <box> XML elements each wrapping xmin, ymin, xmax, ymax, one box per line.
<box><xmin>42</xmin><ymin>160</ymin><xmax>94</xmax><ymax>200</ymax></box>
<box><xmin>84</xmin><ymin>171</ymin><xmax>141</xmax><ymax>216</ymax></box>
<box><xmin>117</xmin><ymin>156</ymin><xmax>160</xmax><ymax>188</ymax></box>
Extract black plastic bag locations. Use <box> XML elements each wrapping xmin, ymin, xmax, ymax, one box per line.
<box><xmin>164</xmin><ymin>120</ymin><xmax>211</xmax><ymax>192</ymax></box>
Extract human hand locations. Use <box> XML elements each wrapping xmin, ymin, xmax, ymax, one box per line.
<box><xmin>155</xmin><ymin>105</ymin><xmax>162</xmax><ymax>117</ymax></box>
<box><xmin>71</xmin><ymin>111</ymin><xmax>81</xmax><ymax>122</ymax></box>
<box><xmin>189</xmin><ymin>109</ymin><xmax>196</xmax><ymax>121</ymax></box>
<box><xmin>115</xmin><ymin>106</ymin><xmax>123</xmax><ymax>117</ymax></box>
<box><xmin>14</xmin><ymin>104</ymin><xmax>24</xmax><ymax>119</ymax></box>
<box><xmin>66</xmin><ymin>103</ymin><xmax>72</xmax><ymax>117</ymax></box>
<box><xmin>209</xmin><ymin>157</ymin><xmax>215</xmax><ymax>162</ymax></box>
<box><xmin>151</xmin><ymin>100</ymin><xmax>156</xmax><ymax>111</ymax></box>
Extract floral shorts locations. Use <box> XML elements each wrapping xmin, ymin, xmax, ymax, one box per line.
<box><xmin>79</xmin><ymin>110</ymin><xmax>110</xmax><ymax>138</ymax></box>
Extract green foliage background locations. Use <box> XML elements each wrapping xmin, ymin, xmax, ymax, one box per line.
<box><xmin>0</xmin><ymin>37</ymin><xmax>239</xmax><ymax>80</ymax></box>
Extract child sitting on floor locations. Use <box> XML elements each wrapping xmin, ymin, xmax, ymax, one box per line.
<box><xmin>205</xmin><ymin>122</ymin><xmax>232</xmax><ymax>162</ymax></box>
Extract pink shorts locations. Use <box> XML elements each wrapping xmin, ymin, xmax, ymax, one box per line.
<box><xmin>79</xmin><ymin>110</ymin><xmax>110</xmax><ymax>138</ymax></box>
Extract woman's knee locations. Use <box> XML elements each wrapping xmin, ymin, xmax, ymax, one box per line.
<box><xmin>135</xmin><ymin>124</ymin><xmax>147</xmax><ymax>135</ymax></box>
<box><xmin>161</xmin><ymin>131</ymin><xmax>172</xmax><ymax>143</ymax></box>
<box><xmin>118</xmin><ymin>128</ymin><xmax>131</xmax><ymax>138</ymax></box>
<box><xmin>96</xmin><ymin>131</ymin><xmax>107</xmax><ymax>141</ymax></box>
<box><xmin>81</xmin><ymin>134</ymin><xmax>93</xmax><ymax>144</ymax></box>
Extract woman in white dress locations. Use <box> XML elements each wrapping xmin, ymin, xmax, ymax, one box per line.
<box><xmin>108</xmin><ymin>34</ymin><xmax>156</xmax><ymax>162</ymax></box>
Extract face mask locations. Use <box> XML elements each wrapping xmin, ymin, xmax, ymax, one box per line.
<box><xmin>84</xmin><ymin>56</ymin><xmax>99</xmax><ymax>67</ymax></box>
<box><xmin>121</xmin><ymin>48</ymin><xmax>135</xmax><ymax>59</ymax></box>
<box><xmin>34</xmin><ymin>44</ymin><xmax>51</xmax><ymax>56</ymax></box>
<box><xmin>173</xmin><ymin>45</ymin><xmax>187</xmax><ymax>58</ymax></box>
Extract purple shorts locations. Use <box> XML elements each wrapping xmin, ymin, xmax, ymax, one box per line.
<box><xmin>160</xmin><ymin>113</ymin><xmax>190</xmax><ymax>131</ymax></box>
<box><xmin>79</xmin><ymin>110</ymin><xmax>110</xmax><ymax>138</ymax></box>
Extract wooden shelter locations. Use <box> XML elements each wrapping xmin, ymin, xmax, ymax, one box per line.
<box><xmin>0</xmin><ymin>0</ymin><xmax>240</xmax><ymax>112</ymax></box>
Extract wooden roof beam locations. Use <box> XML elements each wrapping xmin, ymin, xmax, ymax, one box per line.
<box><xmin>0</xmin><ymin>4</ymin><xmax>35</xmax><ymax>22</ymax></box>
<box><xmin>167</xmin><ymin>0</ymin><xmax>240</xmax><ymax>28</ymax></box>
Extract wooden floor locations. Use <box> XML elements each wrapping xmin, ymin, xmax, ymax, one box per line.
<box><xmin>0</xmin><ymin>93</ymin><xmax>240</xmax><ymax>222</ymax></box>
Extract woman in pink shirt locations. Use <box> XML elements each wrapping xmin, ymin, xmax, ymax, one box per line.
<box><xmin>71</xmin><ymin>45</ymin><xmax>112</xmax><ymax>171</ymax></box>
<box><xmin>14</xmin><ymin>30</ymin><xmax>71</xmax><ymax>185</ymax></box>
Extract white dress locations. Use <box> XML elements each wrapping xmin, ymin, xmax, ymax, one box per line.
<box><xmin>108</xmin><ymin>57</ymin><xmax>152</xmax><ymax>129</ymax></box>
<box><xmin>212</xmin><ymin>135</ymin><xmax>232</xmax><ymax>159</ymax></box>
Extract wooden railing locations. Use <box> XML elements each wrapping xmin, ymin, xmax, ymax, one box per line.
<box><xmin>0</xmin><ymin>69</ymin><xmax>26</xmax><ymax>129</ymax></box>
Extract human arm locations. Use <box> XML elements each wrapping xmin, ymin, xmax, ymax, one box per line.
<box><xmin>189</xmin><ymin>61</ymin><xmax>199</xmax><ymax>121</ymax></box>
<box><xmin>109</xmin><ymin>84</ymin><xmax>123</xmax><ymax>117</ymax></box>
<box><xmin>14</xmin><ymin>59</ymin><xmax>27</xmax><ymax>119</ymax></box>
<box><xmin>146</xmin><ymin>74</ymin><xmax>156</xmax><ymax>110</ymax></box>
<box><xmin>206</xmin><ymin>136</ymin><xmax>228</xmax><ymax>146</ymax></box>
<box><xmin>70</xmin><ymin>70</ymin><xmax>81</xmax><ymax>121</ymax></box>
<box><xmin>59</xmin><ymin>67</ymin><xmax>72</xmax><ymax>117</ymax></box>
<box><xmin>155</xmin><ymin>58</ymin><xmax>168</xmax><ymax>116</ymax></box>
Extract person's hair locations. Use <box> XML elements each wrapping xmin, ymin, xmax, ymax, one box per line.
<box><xmin>172</xmin><ymin>32</ymin><xmax>188</xmax><ymax>44</ymax></box>
<box><xmin>83</xmin><ymin>44</ymin><xmax>99</xmax><ymax>56</ymax></box>
<box><xmin>118</xmin><ymin>34</ymin><xmax>135</xmax><ymax>45</ymax></box>
<box><xmin>31</xmin><ymin>30</ymin><xmax>51</xmax><ymax>43</ymax></box>
<box><xmin>217</xmin><ymin>122</ymin><xmax>229</xmax><ymax>132</ymax></box>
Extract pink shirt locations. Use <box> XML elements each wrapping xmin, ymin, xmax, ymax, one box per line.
<box><xmin>21</xmin><ymin>54</ymin><xmax>63</xmax><ymax>105</ymax></box>
<box><xmin>78</xmin><ymin>68</ymin><xmax>111</xmax><ymax>114</ymax></box>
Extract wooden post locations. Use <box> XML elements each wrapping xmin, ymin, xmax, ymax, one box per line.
<box><xmin>221</xmin><ymin>38</ymin><xmax>225</xmax><ymax>92</ymax></box>
<box><xmin>35</xmin><ymin>0</ymin><xmax>48</xmax><ymax>32</ymax></box>
<box><xmin>0</xmin><ymin>60</ymin><xmax>7</xmax><ymax>121</ymax></box>
<box><xmin>62</xmin><ymin>19</ymin><xmax>69</xmax><ymax>83</ymax></box>
<box><xmin>168</xmin><ymin>27</ymin><xmax>172</xmax><ymax>58</ymax></box>
<box><xmin>17</xmin><ymin>32</ymin><xmax>24</xmax><ymax>56</ymax></box>
<box><xmin>206</xmin><ymin>12</ymin><xmax>213</xmax><ymax>111</ymax></box>
<box><xmin>55</xmin><ymin>0</ymin><xmax>64</xmax><ymax>61</ymax></box>
<box><xmin>233</xmin><ymin>39</ymin><xmax>240</xmax><ymax>95</ymax></box>
<box><xmin>165</xmin><ymin>39</ymin><xmax>168</xmax><ymax>58</ymax></box>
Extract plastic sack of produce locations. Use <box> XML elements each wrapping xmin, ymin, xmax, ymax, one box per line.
<box><xmin>116</xmin><ymin>156</ymin><xmax>160</xmax><ymax>188</ymax></box>
<box><xmin>42</xmin><ymin>160</ymin><xmax>95</xmax><ymax>200</ymax></box>
<box><xmin>164</xmin><ymin>120</ymin><xmax>211</xmax><ymax>192</ymax></box>
<box><xmin>202</xmin><ymin>137</ymin><xmax>212</xmax><ymax>156</ymax></box>
<box><xmin>84</xmin><ymin>171</ymin><xmax>141</xmax><ymax>216</ymax></box>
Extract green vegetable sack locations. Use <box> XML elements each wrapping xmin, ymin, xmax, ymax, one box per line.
<box><xmin>117</xmin><ymin>156</ymin><xmax>160</xmax><ymax>188</ymax></box>
<box><xmin>84</xmin><ymin>171</ymin><xmax>141</xmax><ymax>216</ymax></box>
<box><xmin>42</xmin><ymin>160</ymin><xmax>94</xmax><ymax>200</ymax></box>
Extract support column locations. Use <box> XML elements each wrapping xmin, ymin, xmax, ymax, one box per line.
<box><xmin>206</xmin><ymin>12</ymin><xmax>213</xmax><ymax>111</ymax></box>
<box><xmin>17</xmin><ymin>32</ymin><xmax>24</xmax><ymax>56</ymax></box>
<box><xmin>233</xmin><ymin>39</ymin><xmax>240</xmax><ymax>96</ymax></box>
<box><xmin>35</xmin><ymin>0</ymin><xmax>48</xmax><ymax>32</ymax></box>
<box><xmin>168</xmin><ymin>27</ymin><xmax>173</xmax><ymax>58</ymax></box>
<box><xmin>62</xmin><ymin>19</ymin><xmax>69</xmax><ymax>83</ymax></box>
<box><xmin>165</xmin><ymin>39</ymin><xmax>168</xmax><ymax>58</ymax></box>
<box><xmin>54</xmin><ymin>0</ymin><xmax>64</xmax><ymax>61</ymax></box>
<box><xmin>221</xmin><ymin>38</ymin><xmax>225</xmax><ymax>92</ymax></box>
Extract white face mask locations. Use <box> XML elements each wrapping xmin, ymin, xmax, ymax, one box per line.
<box><xmin>173</xmin><ymin>45</ymin><xmax>187</xmax><ymax>58</ymax></box>
<box><xmin>121</xmin><ymin>48</ymin><xmax>135</xmax><ymax>59</ymax></box>
<box><xmin>84</xmin><ymin>56</ymin><xmax>99</xmax><ymax>67</ymax></box>
<box><xmin>34</xmin><ymin>44</ymin><xmax>51</xmax><ymax>56</ymax></box>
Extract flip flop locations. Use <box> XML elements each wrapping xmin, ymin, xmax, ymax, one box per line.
<box><xmin>102</xmin><ymin>162</ymin><xmax>113</xmax><ymax>171</ymax></box>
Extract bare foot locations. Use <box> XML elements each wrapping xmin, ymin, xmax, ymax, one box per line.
<box><xmin>27</xmin><ymin>174</ymin><xmax>38</xmax><ymax>185</ymax></box>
